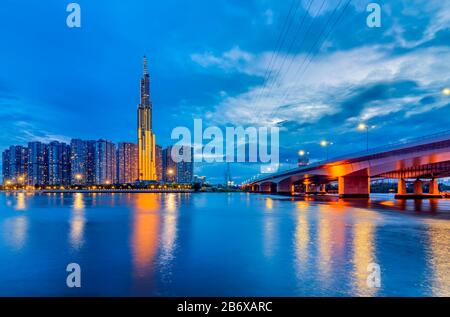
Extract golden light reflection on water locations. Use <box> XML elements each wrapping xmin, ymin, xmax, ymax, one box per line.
<box><xmin>426</xmin><ymin>220</ymin><xmax>450</xmax><ymax>296</ymax></box>
<box><xmin>294</xmin><ymin>203</ymin><xmax>309</xmax><ymax>277</ymax></box>
<box><xmin>132</xmin><ymin>194</ymin><xmax>160</xmax><ymax>278</ymax></box>
<box><xmin>161</xmin><ymin>194</ymin><xmax>178</xmax><ymax>262</ymax></box>
<box><xmin>317</xmin><ymin>205</ymin><xmax>333</xmax><ymax>284</ymax></box>
<box><xmin>263</xmin><ymin>198</ymin><xmax>275</xmax><ymax>258</ymax></box>
<box><xmin>15</xmin><ymin>193</ymin><xmax>26</xmax><ymax>211</ymax></box>
<box><xmin>70</xmin><ymin>193</ymin><xmax>85</xmax><ymax>250</ymax></box>
<box><xmin>6</xmin><ymin>216</ymin><xmax>28</xmax><ymax>250</ymax></box>
<box><xmin>352</xmin><ymin>215</ymin><xmax>378</xmax><ymax>296</ymax></box>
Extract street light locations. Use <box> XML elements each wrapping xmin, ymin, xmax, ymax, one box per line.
<box><xmin>442</xmin><ymin>88</ymin><xmax>450</xmax><ymax>96</ymax></box>
<box><xmin>358</xmin><ymin>123</ymin><xmax>375</xmax><ymax>152</ymax></box>
<box><xmin>320</xmin><ymin>141</ymin><xmax>333</xmax><ymax>160</ymax></box>
<box><xmin>75</xmin><ymin>173</ymin><xmax>82</xmax><ymax>180</ymax></box>
<box><xmin>298</xmin><ymin>150</ymin><xmax>305</xmax><ymax>156</ymax></box>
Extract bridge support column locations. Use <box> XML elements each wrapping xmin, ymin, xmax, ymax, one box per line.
<box><xmin>429</xmin><ymin>178</ymin><xmax>439</xmax><ymax>195</ymax></box>
<box><xmin>397</xmin><ymin>178</ymin><xmax>406</xmax><ymax>195</ymax></box>
<box><xmin>413</xmin><ymin>179</ymin><xmax>423</xmax><ymax>195</ymax></box>
<box><xmin>338</xmin><ymin>175</ymin><xmax>370</xmax><ymax>198</ymax></box>
<box><xmin>304</xmin><ymin>183</ymin><xmax>311</xmax><ymax>194</ymax></box>
<box><xmin>260</xmin><ymin>183</ymin><xmax>271</xmax><ymax>193</ymax></box>
<box><xmin>320</xmin><ymin>184</ymin><xmax>326</xmax><ymax>193</ymax></box>
<box><xmin>277</xmin><ymin>179</ymin><xmax>293</xmax><ymax>195</ymax></box>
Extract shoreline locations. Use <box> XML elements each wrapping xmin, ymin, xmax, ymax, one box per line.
<box><xmin>0</xmin><ymin>189</ymin><xmax>195</xmax><ymax>194</ymax></box>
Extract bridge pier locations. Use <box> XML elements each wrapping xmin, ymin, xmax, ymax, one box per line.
<box><xmin>429</xmin><ymin>178</ymin><xmax>439</xmax><ymax>195</ymax></box>
<box><xmin>338</xmin><ymin>175</ymin><xmax>370</xmax><ymax>198</ymax></box>
<box><xmin>413</xmin><ymin>179</ymin><xmax>423</xmax><ymax>195</ymax></box>
<box><xmin>277</xmin><ymin>179</ymin><xmax>293</xmax><ymax>195</ymax></box>
<box><xmin>260</xmin><ymin>183</ymin><xmax>272</xmax><ymax>193</ymax></box>
<box><xmin>397</xmin><ymin>178</ymin><xmax>407</xmax><ymax>195</ymax></box>
<box><xmin>319</xmin><ymin>184</ymin><xmax>327</xmax><ymax>193</ymax></box>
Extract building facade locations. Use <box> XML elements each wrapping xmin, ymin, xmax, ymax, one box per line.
<box><xmin>177</xmin><ymin>146</ymin><xmax>194</xmax><ymax>184</ymax></box>
<box><xmin>8</xmin><ymin>145</ymin><xmax>28</xmax><ymax>184</ymax></box>
<box><xmin>117</xmin><ymin>142</ymin><xmax>138</xmax><ymax>184</ymax></box>
<box><xmin>155</xmin><ymin>144</ymin><xmax>162</xmax><ymax>181</ymax></box>
<box><xmin>70</xmin><ymin>139</ymin><xmax>96</xmax><ymax>185</ymax></box>
<box><xmin>48</xmin><ymin>141</ymin><xmax>71</xmax><ymax>185</ymax></box>
<box><xmin>162</xmin><ymin>146</ymin><xmax>177</xmax><ymax>183</ymax></box>
<box><xmin>2</xmin><ymin>149</ymin><xmax>10</xmax><ymax>184</ymax></box>
<box><xmin>27</xmin><ymin>141</ymin><xmax>48</xmax><ymax>186</ymax></box>
<box><xmin>94</xmin><ymin>140</ymin><xmax>116</xmax><ymax>184</ymax></box>
<box><xmin>137</xmin><ymin>56</ymin><xmax>157</xmax><ymax>181</ymax></box>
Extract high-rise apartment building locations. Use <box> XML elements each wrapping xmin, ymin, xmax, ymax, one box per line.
<box><xmin>70</xmin><ymin>139</ymin><xmax>96</xmax><ymax>185</ymax></box>
<box><xmin>177</xmin><ymin>146</ymin><xmax>194</xmax><ymax>184</ymax></box>
<box><xmin>155</xmin><ymin>144</ymin><xmax>162</xmax><ymax>181</ymax></box>
<box><xmin>2</xmin><ymin>149</ymin><xmax>11</xmax><ymax>184</ymax></box>
<box><xmin>7</xmin><ymin>145</ymin><xmax>28</xmax><ymax>184</ymax></box>
<box><xmin>48</xmin><ymin>141</ymin><xmax>71</xmax><ymax>185</ymax></box>
<box><xmin>27</xmin><ymin>142</ymin><xmax>48</xmax><ymax>186</ymax></box>
<box><xmin>117</xmin><ymin>142</ymin><xmax>138</xmax><ymax>184</ymax></box>
<box><xmin>94</xmin><ymin>140</ymin><xmax>116</xmax><ymax>184</ymax></box>
<box><xmin>162</xmin><ymin>146</ymin><xmax>177</xmax><ymax>183</ymax></box>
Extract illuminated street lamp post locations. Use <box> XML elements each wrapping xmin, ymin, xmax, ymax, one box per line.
<box><xmin>442</xmin><ymin>87</ymin><xmax>450</xmax><ymax>96</ymax></box>
<box><xmin>358</xmin><ymin>123</ymin><xmax>375</xmax><ymax>152</ymax></box>
<box><xmin>320</xmin><ymin>140</ymin><xmax>333</xmax><ymax>160</ymax></box>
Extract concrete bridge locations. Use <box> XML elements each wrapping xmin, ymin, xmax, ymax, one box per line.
<box><xmin>243</xmin><ymin>131</ymin><xmax>450</xmax><ymax>198</ymax></box>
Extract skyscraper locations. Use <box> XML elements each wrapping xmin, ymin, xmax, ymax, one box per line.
<box><xmin>2</xmin><ymin>149</ymin><xmax>11</xmax><ymax>184</ymax></box>
<box><xmin>48</xmin><ymin>141</ymin><xmax>71</xmax><ymax>185</ymax></box>
<box><xmin>8</xmin><ymin>145</ymin><xmax>28</xmax><ymax>184</ymax></box>
<box><xmin>94</xmin><ymin>139</ymin><xmax>116</xmax><ymax>184</ymax></box>
<box><xmin>137</xmin><ymin>56</ymin><xmax>157</xmax><ymax>181</ymax></box>
<box><xmin>27</xmin><ymin>141</ymin><xmax>48</xmax><ymax>186</ymax></box>
<box><xmin>177</xmin><ymin>146</ymin><xmax>194</xmax><ymax>184</ymax></box>
<box><xmin>162</xmin><ymin>146</ymin><xmax>177</xmax><ymax>183</ymax></box>
<box><xmin>117</xmin><ymin>142</ymin><xmax>138</xmax><ymax>184</ymax></box>
<box><xmin>70</xmin><ymin>139</ymin><xmax>88</xmax><ymax>185</ymax></box>
<box><xmin>155</xmin><ymin>144</ymin><xmax>162</xmax><ymax>181</ymax></box>
<box><xmin>70</xmin><ymin>139</ymin><xmax>96</xmax><ymax>185</ymax></box>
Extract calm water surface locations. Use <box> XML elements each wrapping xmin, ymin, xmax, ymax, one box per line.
<box><xmin>0</xmin><ymin>192</ymin><xmax>449</xmax><ymax>296</ymax></box>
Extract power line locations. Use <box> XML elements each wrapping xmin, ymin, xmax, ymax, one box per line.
<box><xmin>254</xmin><ymin>0</ymin><xmax>319</xmax><ymax>121</ymax></box>
<box><xmin>271</xmin><ymin>0</ymin><xmax>353</xmax><ymax>120</ymax></box>
<box><xmin>252</xmin><ymin>0</ymin><xmax>303</xmax><ymax>113</ymax></box>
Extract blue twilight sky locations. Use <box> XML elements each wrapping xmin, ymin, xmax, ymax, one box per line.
<box><xmin>1</xmin><ymin>0</ymin><xmax>450</xmax><ymax>183</ymax></box>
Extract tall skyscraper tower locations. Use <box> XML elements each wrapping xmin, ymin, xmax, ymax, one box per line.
<box><xmin>137</xmin><ymin>56</ymin><xmax>156</xmax><ymax>181</ymax></box>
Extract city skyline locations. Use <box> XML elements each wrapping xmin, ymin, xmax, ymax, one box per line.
<box><xmin>1</xmin><ymin>56</ymin><xmax>195</xmax><ymax>186</ymax></box>
<box><xmin>0</xmin><ymin>1</ymin><xmax>449</xmax><ymax>184</ymax></box>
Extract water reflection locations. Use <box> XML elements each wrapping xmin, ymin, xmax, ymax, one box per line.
<box><xmin>132</xmin><ymin>194</ymin><xmax>160</xmax><ymax>280</ymax></box>
<box><xmin>160</xmin><ymin>194</ymin><xmax>178</xmax><ymax>262</ymax></box>
<box><xmin>16</xmin><ymin>192</ymin><xmax>26</xmax><ymax>211</ymax></box>
<box><xmin>263</xmin><ymin>198</ymin><xmax>276</xmax><ymax>258</ymax></box>
<box><xmin>352</xmin><ymin>216</ymin><xmax>378</xmax><ymax>296</ymax></box>
<box><xmin>426</xmin><ymin>220</ymin><xmax>450</xmax><ymax>296</ymax></box>
<box><xmin>317</xmin><ymin>205</ymin><xmax>333</xmax><ymax>286</ymax></box>
<box><xmin>70</xmin><ymin>193</ymin><xmax>85</xmax><ymax>250</ymax></box>
<box><xmin>4</xmin><ymin>216</ymin><xmax>28</xmax><ymax>250</ymax></box>
<box><xmin>294</xmin><ymin>202</ymin><xmax>309</xmax><ymax>278</ymax></box>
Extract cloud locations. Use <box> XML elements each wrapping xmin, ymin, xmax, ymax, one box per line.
<box><xmin>196</xmin><ymin>44</ymin><xmax>450</xmax><ymax>130</ymax></box>
<box><xmin>191</xmin><ymin>46</ymin><xmax>261</xmax><ymax>75</ymax></box>
<box><xmin>264</xmin><ymin>9</ymin><xmax>274</xmax><ymax>25</ymax></box>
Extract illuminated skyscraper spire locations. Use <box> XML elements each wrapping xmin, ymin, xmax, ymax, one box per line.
<box><xmin>143</xmin><ymin>55</ymin><xmax>148</xmax><ymax>75</ymax></box>
<box><xmin>137</xmin><ymin>56</ymin><xmax>156</xmax><ymax>181</ymax></box>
